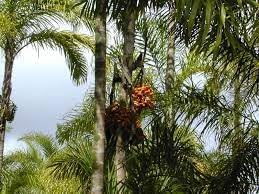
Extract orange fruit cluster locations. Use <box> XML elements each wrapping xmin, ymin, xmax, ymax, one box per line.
<box><xmin>132</xmin><ymin>85</ymin><xmax>154</xmax><ymax>112</ymax></box>
<box><xmin>105</xmin><ymin>102</ymin><xmax>133</xmax><ymax>135</ymax></box>
<box><xmin>105</xmin><ymin>85</ymin><xmax>154</xmax><ymax>143</ymax></box>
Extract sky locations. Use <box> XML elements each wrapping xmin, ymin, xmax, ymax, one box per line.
<box><xmin>0</xmin><ymin>46</ymin><xmax>94</xmax><ymax>153</ymax></box>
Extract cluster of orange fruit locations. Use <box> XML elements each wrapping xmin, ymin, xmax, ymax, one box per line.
<box><xmin>105</xmin><ymin>102</ymin><xmax>133</xmax><ymax>135</ymax></box>
<box><xmin>132</xmin><ymin>85</ymin><xmax>154</xmax><ymax>112</ymax></box>
<box><xmin>105</xmin><ymin>85</ymin><xmax>154</xmax><ymax>143</ymax></box>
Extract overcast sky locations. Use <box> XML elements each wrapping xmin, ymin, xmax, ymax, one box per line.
<box><xmin>0</xmin><ymin>46</ymin><xmax>93</xmax><ymax>153</ymax></box>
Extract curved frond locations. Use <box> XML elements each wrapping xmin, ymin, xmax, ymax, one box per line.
<box><xmin>208</xmin><ymin>137</ymin><xmax>259</xmax><ymax>193</ymax></box>
<box><xmin>56</xmin><ymin>96</ymin><xmax>95</xmax><ymax>144</ymax></box>
<box><xmin>48</xmin><ymin>139</ymin><xmax>94</xmax><ymax>189</ymax></box>
<box><xmin>173</xmin><ymin>0</ymin><xmax>259</xmax><ymax>95</ymax></box>
<box><xmin>19</xmin><ymin>29</ymin><xmax>94</xmax><ymax>84</ymax></box>
<box><xmin>19</xmin><ymin>133</ymin><xmax>58</xmax><ymax>159</ymax></box>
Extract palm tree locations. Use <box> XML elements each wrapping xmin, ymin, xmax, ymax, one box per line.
<box><xmin>0</xmin><ymin>0</ymin><xmax>93</xmax><ymax>172</ymax></box>
<box><xmin>111</xmin><ymin>2</ymin><xmax>169</xmax><ymax>189</ymax></box>
<box><xmin>172</xmin><ymin>0</ymin><xmax>259</xmax><ymax>94</ymax></box>
<box><xmin>172</xmin><ymin>52</ymin><xmax>259</xmax><ymax>193</ymax></box>
<box><xmin>2</xmin><ymin>133</ymin><xmax>82</xmax><ymax>193</ymax></box>
<box><xmin>133</xmin><ymin>11</ymin><xmax>259</xmax><ymax>189</ymax></box>
<box><xmin>115</xmin><ymin>5</ymin><xmax>138</xmax><ymax>190</ymax></box>
<box><xmin>77</xmin><ymin>1</ymin><xmax>170</xmax><ymax>192</ymax></box>
<box><xmin>91</xmin><ymin>0</ymin><xmax>107</xmax><ymax>193</ymax></box>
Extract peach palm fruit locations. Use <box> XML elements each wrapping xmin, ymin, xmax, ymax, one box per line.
<box><xmin>132</xmin><ymin>85</ymin><xmax>154</xmax><ymax>112</ymax></box>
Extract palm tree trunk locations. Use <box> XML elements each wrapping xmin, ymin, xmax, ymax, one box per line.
<box><xmin>165</xmin><ymin>18</ymin><xmax>176</xmax><ymax>91</ymax></box>
<box><xmin>115</xmin><ymin>9</ymin><xmax>137</xmax><ymax>192</ymax></box>
<box><xmin>165</xmin><ymin>12</ymin><xmax>176</xmax><ymax>126</ymax></box>
<box><xmin>114</xmin><ymin>135</ymin><xmax>126</xmax><ymax>192</ymax></box>
<box><xmin>0</xmin><ymin>44</ymin><xmax>15</xmax><ymax>172</ymax></box>
<box><xmin>90</xmin><ymin>0</ymin><xmax>106</xmax><ymax>193</ymax></box>
<box><xmin>0</xmin><ymin>125</ymin><xmax>6</xmax><ymax>171</ymax></box>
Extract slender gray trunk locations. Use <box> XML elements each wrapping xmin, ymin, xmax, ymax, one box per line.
<box><xmin>114</xmin><ymin>135</ymin><xmax>126</xmax><ymax>192</ymax></box>
<box><xmin>115</xmin><ymin>9</ymin><xmax>137</xmax><ymax>192</ymax></box>
<box><xmin>165</xmin><ymin>13</ymin><xmax>176</xmax><ymax>127</ymax></box>
<box><xmin>91</xmin><ymin>0</ymin><xmax>106</xmax><ymax>193</ymax></box>
<box><xmin>0</xmin><ymin>44</ymin><xmax>15</xmax><ymax>172</ymax></box>
<box><xmin>165</xmin><ymin>19</ymin><xmax>176</xmax><ymax>91</ymax></box>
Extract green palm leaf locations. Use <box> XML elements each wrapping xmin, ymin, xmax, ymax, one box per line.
<box><xmin>19</xmin><ymin>29</ymin><xmax>94</xmax><ymax>84</ymax></box>
<box><xmin>48</xmin><ymin>138</ymin><xmax>94</xmax><ymax>191</ymax></box>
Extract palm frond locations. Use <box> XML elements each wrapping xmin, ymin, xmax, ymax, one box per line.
<box><xmin>2</xmin><ymin>133</ymin><xmax>81</xmax><ymax>193</ymax></box>
<box><xmin>19</xmin><ymin>29</ymin><xmax>94</xmax><ymax>84</ymax></box>
<box><xmin>56</xmin><ymin>96</ymin><xmax>95</xmax><ymax>144</ymax></box>
<box><xmin>34</xmin><ymin>0</ymin><xmax>95</xmax><ymax>32</ymax></box>
<box><xmin>18</xmin><ymin>133</ymin><xmax>58</xmax><ymax>159</ymax></box>
<box><xmin>74</xmin><ymin>0</ymin><xmax>95</xmax><ymax>18</ymax></box>
<box><xmin>208</xmin><ymin>136</ymin><xmax>259</xmax><ymax>193</ymax></box>
<box><xmin>125</xmin><ymin>115</ymin><xmax>206</xmax><ymax>193</ymax></box>
<box><xmin>173</xmin><ymin>0</ymin><xmax>259</xmax><ymax>95</ymax></box>
<box><xmin>48</xmin><ymin>138</ymin><xmax>94</xmax><ymax>190</ymax></box>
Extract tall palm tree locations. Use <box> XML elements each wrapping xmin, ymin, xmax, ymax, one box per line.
<box><xmin>111</xmin><ymin>2</ymin><xmax>169</xmax><ymax>189</ymax></box>
<box><xmin>91</xmin><ymin>0</ymin><xmax>107</xmax><ymax>193</ymax></box>
<box><xmin>77</xmin><ymin>1</ymin><xmax>169</xmax><ymax>192</ymax></box>
<box><xmin>71</xmin><ymin>0</ymin><xmax>109</xmax><ymax>192</ymax></box>
<box><xmin>0</xmin><ymin>0</ymin><xmax>93</xmax><ymax>173</ymax></box>
<box><xmin>115</xmin><ymin>5</ymin><xmax>138</xmax><ymax>191</ymax></box>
